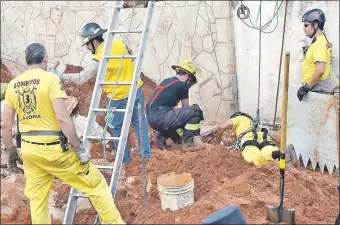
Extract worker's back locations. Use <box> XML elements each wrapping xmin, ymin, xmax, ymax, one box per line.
<box><xmin>5</xmin><ymin>68</ymin><xmax>67</xmax><ymax>142</ymax></box>
<box><xmin>147</xmin><ymin>77</ymin><xmax>189</xmax><ymax>108</ymax></box>
<box><xmin>93</xmin><ymin>39</ymin><xmax>143</xmax><ymax>100</ymax></box>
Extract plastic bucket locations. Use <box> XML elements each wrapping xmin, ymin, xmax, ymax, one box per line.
<box><xmin>157</xmin><ymin>172</ymin><xmax>194</xmax><ymax>211</ymax></box>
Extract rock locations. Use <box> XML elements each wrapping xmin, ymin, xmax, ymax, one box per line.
<box><xmin>1</xmin><ymin>180</ymin><xmax>27</xmax><ymax>216</ymax></box>
<box><xmin>73</xmin><ymin>115</ymin><xmax>111</xmax><ymax>145</ymax></box>
<box><xmin>65</xmin><ymin>96</ymin><xmax>78</xmax><ymax>115</ymax></box>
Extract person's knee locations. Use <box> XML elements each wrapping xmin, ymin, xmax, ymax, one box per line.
<box><xmin>192</xmin><ymin>104</ymin><xmax>204</xmax><ymax>120</ymax></box>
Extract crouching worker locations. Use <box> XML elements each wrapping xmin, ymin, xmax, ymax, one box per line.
<box><xmin>1</xmin><ymin>43</ymin><xmax>125</xmax><ymax>224</ymax></box>
<box><xmin>146</xmin><ymin>60</ymin><xmax>205</xmax><ymax>151</ymax></box>
<box><xmin>215</xmin><ymin>112</ymin><xmax>298</xmax><ymax>167</ymax></box>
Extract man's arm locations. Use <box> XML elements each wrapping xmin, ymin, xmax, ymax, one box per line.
<box><xmin>52</xmin><ymin>98</ymin><xmax>81</xmax><ymax>148</ymax></box>
<box><xmin>1</xmin><ymin>104</ymin><xmax>15</xmax><ymax>150</ymax></box>
<box><xmin>307</xmin><ymin>62</ymin><xmax>326</xmax><ymax>88</ymax></box>
<box><xmin>82</xmin><ymin>60</ymin><xmax>99</xmax><ymax>79</ymax></box>
<box><xmin>215</xmin><ymin>120</ymin><xmax>233</xmax><ymax>145</ymax></box>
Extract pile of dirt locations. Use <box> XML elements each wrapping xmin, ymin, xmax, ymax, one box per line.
<box><xmin>72</xmin><ymin>145</ymin><xmax>338</xmax><ymax>224</ymax></box>
<box><xmin>1</xmin><ymin>63</ymin><xmax>13</xmax><ymax>83</ymax></box>
<box><xmin>63</xmin><ymin>64</ymin><xmax>84</xmax><ymax>74</ymax></box>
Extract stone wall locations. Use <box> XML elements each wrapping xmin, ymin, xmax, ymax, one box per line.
<box><xmin>1</xmin><ymin>1</ymin><xmax>339</xmax><ymax>122</ymax></box>
<box><xmin>0</xmin><ymin>1</ymin><xmax>238</xmax><ymax>123</ymax></box>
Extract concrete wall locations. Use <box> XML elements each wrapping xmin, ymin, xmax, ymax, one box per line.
<box><xmin>0</xmin><ymin>1</ymin><xmax>238</xmax><ymax>123</ymax></box>
<box><xmin>233</xmin><ymin>1</ymin><xmax>339</xmax><ymax>122</ymax></box>
<box><xmin>1</xmin><ymin>1</ymin><xmax>339</xmax><ymax>122</ymax></box>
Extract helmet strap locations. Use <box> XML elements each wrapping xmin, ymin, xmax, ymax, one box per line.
<box><xmin>310</xmin><ymin>23</ymin><xmax>319</xmax><ymax>38</ymax></box>
<box><xmin>90</xmin><ymin>40</ymin><xmax>96</xmax><ymax>54</ymax></box>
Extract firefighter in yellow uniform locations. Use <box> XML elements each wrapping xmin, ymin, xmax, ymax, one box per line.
<box><xmin>215</xmin><ymin>112</ymin><xmax>298</xmax><ymax>166</ymax></box>
<box><xmin>78</xmin><ymin>22</ymin><xmax>151</xmax><ymax>165</ymax></box>
<box><xmin>1</xmin><ymin>43</ymin><xmax>125</xmax><ymax>224</ymax></box>
<box><xmin>297</xmin><ymin>8</ymin><xmax>335</xmax><ymax>101</ymax></box>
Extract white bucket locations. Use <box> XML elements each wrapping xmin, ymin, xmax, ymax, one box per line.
<box><xmin>157</xmin><ymin>172</ymin><xmax>194</xmax><ymax>211</ymax></box>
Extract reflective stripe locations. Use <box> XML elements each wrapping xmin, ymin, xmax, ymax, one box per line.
<box><xmin>176</xmin><ymin>128</ymin><xmax>183</xmax><ymax>137</ymax></box>
<box><xmin>20</xmin><ymin>131</ymin><xmax>63</xmax><ymax>136</ymax></box>
<box><xmin>184</xmin><ymin>123</ymin><xmax>200</xmax><ymax>131</ymax></box>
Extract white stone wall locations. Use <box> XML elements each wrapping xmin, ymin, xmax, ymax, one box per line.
<box><xmin>233</xmin><ymin>1</ymin><xmax>339</xmax><ymax>122</ymax></box>
<box><xmin>1</xmin><ymin>1</ymin><xmax>339</xmax><ymax>123</ymax></box>
<box><xmin>1</xmin><ymin>1</ymin><xmax>238</xmax><ymax>123</ymax></box>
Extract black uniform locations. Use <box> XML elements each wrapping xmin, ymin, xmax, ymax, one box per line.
<box><xmin>146</xmin><ymin>77</ymin><xmax>204</xmax><ymax>144</ymax></box>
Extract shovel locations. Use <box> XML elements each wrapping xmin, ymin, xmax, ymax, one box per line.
<box><xmin>266</xmin><ymin>52</ymin><xmax>296</xmax><ymax>224</ymax></box>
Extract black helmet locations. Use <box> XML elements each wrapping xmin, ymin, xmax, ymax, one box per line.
<box><xmin>78</xmin><ymin>23</ymin><xmax>107</xmax><ymax>46</ymax></box>
<box><xmin>302</xmin><ymin>9</ymin><xmax>326</xmax><ymax>27</ymax></box>
<box><xmin>230</xmin><ymin>111</ymin><xmax>254</xmax><ymax>121</ymax></box>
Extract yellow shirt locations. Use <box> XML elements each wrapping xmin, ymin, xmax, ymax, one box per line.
<box><xmin>301</xmin><ymin>34</ymin><xmax>331</xmax><ymax>83</ymax></box>
<box><xmin>93</xmin><ymin>40</ymin><xmax>143</xmax><ymax>100</ymax></box>
<box><xmin>5</xmin><ymin>68</ymin><xmax>67</xmax><ymax>142</ymax></box>
<box><xmin>231</xmin><ymin>116</ymin><xmax>268</xmax><ymax>145</ymax></box>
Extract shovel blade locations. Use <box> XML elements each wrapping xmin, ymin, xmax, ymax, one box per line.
<box><xmin>266</xmin><ymin>205</ymin><xmax>296</xmax><ymax>225</ymax></box>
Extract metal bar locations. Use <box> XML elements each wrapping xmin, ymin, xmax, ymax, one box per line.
<box><xmin>109</xmin><ymin>0</ymin><xmax>155</xmax><ymax>198</ymax></box>
<box><xmin>63</xmin><ymin>188</ymin><xmax>79</xmax><ymax>224</ymax></box>
<box><xmin>110</xmin><ymin>30</ymin><xmax>143</xmax><ymax>34</ymax></box>
<box><xmin>98</xmin><ymin>81</ymin><xmax>132</xmax><ymax>85</ymax></box>
<box><xmin>104</xmin><ymin>55</ymin><xmax>137</xmax><ymax>59</ymax></box>
<box><xmin>91</xmin><ymin>108</ymin><xmax>126</xmax><ymax>113</ymax></box>
<box><xmin>273</xmin><ymin>0</ymin><xmax>289</xmax><ymax>128</ymax></box>
<box><xmin>85</xmin><ymin>136</ymin><xmax>120</xmax><ymax>141</ymax></box>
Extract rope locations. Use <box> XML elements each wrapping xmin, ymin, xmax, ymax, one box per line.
<box><xmin>255</xmin><ymin>0</ymin><xmax>262</xmax><ymax>128</ymax></box>
<box><xmin>236</xmin><ymin>1</ymin><xmax>283</xmax><ymax>127</ymax></box>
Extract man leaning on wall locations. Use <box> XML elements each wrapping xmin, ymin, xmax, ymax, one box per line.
<box><xmin>1</xmin><ymin>43</ymin><xmax>125</xmax><ymax>224</ymax></box>
<box><xmin>297</xmin><ymin>8</ymin><xmax>337</xmax><ymax>101</ymax></box>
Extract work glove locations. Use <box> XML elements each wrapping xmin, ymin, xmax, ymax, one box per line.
<box><xmin>74</xmin><ymin>143</ymin><xmax>91</xmax><ymax>165</ymax></box>
<box><xmin>6</xmin><ymin>146</ymin><xmax>24</xmax><ymax>174</ymax></box>
<box><xmin>297</xmin><ymin>83</ymin><xmax>311</xmax><ymax>101</ymax></box>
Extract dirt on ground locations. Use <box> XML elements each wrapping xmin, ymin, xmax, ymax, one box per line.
<box><xmin>1</xmin><ymin>63</ymin><xmax>13</xmax><ymax>83</ymax></box>
<box><xmin>72</xmin><ymin>145</ymin><xmax>338</xmax><ymax>224</ymax></box>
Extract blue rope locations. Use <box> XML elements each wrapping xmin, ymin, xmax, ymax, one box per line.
<box><xmin>255</xmin><ymin>0</ymin><xmax>262</xmax><ymax>129</ymax></box>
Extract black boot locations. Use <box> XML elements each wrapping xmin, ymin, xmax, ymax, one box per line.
<box><xmin>155</xmin><ymin>132</ymin><xmax>172</xmax><ymax>150</ymax></box>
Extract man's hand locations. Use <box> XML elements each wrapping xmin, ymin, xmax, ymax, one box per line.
<box><xmin>74</xmin><ymin>143</ymin><xmax>91</xmax><ymax>165</ymax></box>
<box><xmin>297</xmin><ymin>83</ymin><xmax>311</xmax><ymax>101</ymax></box>
<box><xmin>7</xmin><ymin>147</ymin><xmax>24</xmax><ymax>174</ymax></box>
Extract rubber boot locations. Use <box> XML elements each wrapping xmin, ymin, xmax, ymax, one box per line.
<box><xmin>155</xmin><ymin>132</ymin><xmax>172</xmax><ymax>150</ymax></box>
<box><xmin>285</xmin><ymin>143</ymin><xmax>298</xmax><ymax>167</ymax></box>
<box><xmin>182</xmin><ymin>136</ymin><xmax>206</xmax><ymax>152</ymax></box>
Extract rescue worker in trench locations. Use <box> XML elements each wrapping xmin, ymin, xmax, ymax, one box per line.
<box><xmin>297</xmin><ymin>8</ymin><xmax>336</xmax><ymax>101</ymax></box>
<box><xmin>1</xmin><ymin>43</ymin><xmax>125</xmax><ymax>224</ymax></box>
<box><xmin>214</xmin><ymin>112</ymin><xmax>298</xmax><ymax>167</ymax></box>
<box><xmin>78</xmin><ymin>22</ymin><xmax>151</xmax><ymax>165</ymax></box>
<box><xmin>146</xmin><ymin>60</ymin><xmax>205</xmax><ymax>151</ymax></box>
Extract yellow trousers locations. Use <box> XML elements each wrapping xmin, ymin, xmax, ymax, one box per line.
<box><xmin>20</xmin><ymin>142</ymin><xmax>125</xmax><ymax>224</ymax></box>
<box><xmin>241</xmin><ymin>145</ymin><xmax>279</xmax><ymax>166</ymax></box>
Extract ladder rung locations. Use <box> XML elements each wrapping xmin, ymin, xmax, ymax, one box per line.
<box><xmin>92</xmin><ymin>108</ymin><xmax>126</xmax><ymax>113</ymax></box>
<box><xmin>85</xmin><ymin>136</ymin><xmax>121</xmax><ymax>141</ymax></box>
<box><xmin>73</xmin><ymin>193</ymin><xmax>88</xmax><ymax>198</ymax></box>
<box><xmin>104</xmin><ymin>55</ymin><xmax>137</xmax><ymax>59</ymax></box>
<box><xmin>110</xmin><ymin>30</ymin><xmax>143</xmax><ymax>34</ymax></box>
<box><xmin>96</xmin><ymin>165</ymin><xmax>115</xmax><ymax>170</ymax></box>
<box><xmin>98</xmin><ymin>81</ymin><xmax>132</xmax><ymax>85</ymax></box>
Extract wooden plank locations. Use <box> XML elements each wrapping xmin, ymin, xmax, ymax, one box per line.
<box><xmin>286</xmin><ymin>85</ymin><xmax>339</xmax><ymax>174</ymax></box>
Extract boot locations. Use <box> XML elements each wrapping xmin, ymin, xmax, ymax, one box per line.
<box><xmin>182</xmin><ymin>137</ymin><xmax>206</xmax><ymax>152</ymax></box>
<box><xmin>285</xmin><ymin>144</ymin><xmax>298</xmax><ymax>167</ymax></box>
<box><xmin>155</xmin><ymin>132</ymin><xmax>172</xmax><ymax>150</ymax></box>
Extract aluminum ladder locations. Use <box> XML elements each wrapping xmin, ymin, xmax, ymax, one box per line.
<box><xmin>63</xmin><ymin>1</ymin><xmax>155</xmax><ymax>224</ymax></box>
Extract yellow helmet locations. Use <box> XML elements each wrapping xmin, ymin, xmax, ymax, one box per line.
<box><xmin>171</xmin><ymin>60</ymin><xmax>197</xmax><ymax>76</ymax></box>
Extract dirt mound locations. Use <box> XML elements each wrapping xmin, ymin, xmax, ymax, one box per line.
<box><xmin>70</xmin><ymin>145</ymin><xmax>338</xmax><ymax>224</ymax></box>
<box><xmin>1</xmin><ymin>63</ymin><xmax>13</xmax><ymax>83</ymax></box>
<box><xmin>63</xmin><ymin>64</ymin><xmax>84</xmax><ymax>74</ymax></box>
